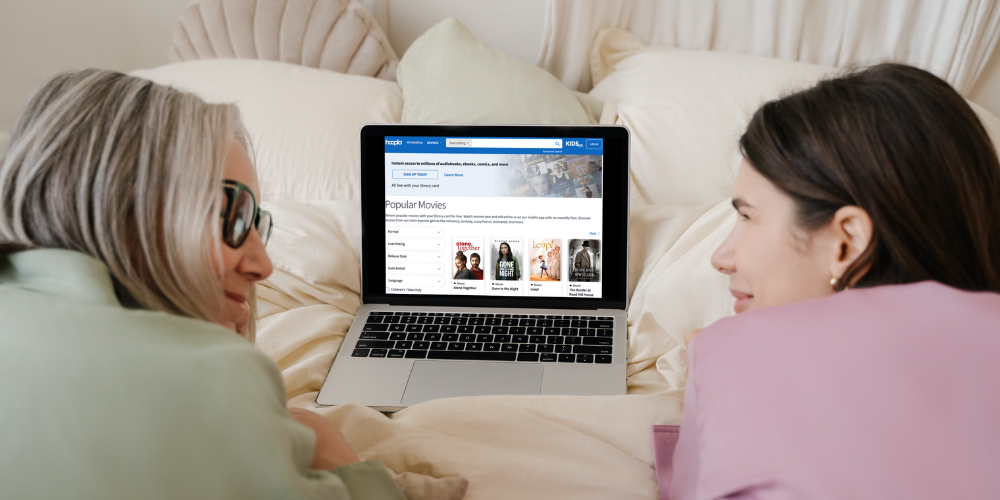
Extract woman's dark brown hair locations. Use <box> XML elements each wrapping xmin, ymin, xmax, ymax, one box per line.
<box><xmin>740</xmin><ymin>63</ymin><xmax>1000</xmax><ymax>293</ymax></box>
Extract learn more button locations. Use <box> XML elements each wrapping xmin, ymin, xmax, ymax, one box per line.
<box><xmin>392</xmin><ymin>169</ymin><xmax>438</xmax><ymax>179</ymax></box>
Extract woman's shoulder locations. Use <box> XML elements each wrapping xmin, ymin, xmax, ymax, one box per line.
<box><xmin>112</xmin><ymin>308</ymin><xmax>279</xmax><ymax>386</ymax></box>
<box><xmin>697</xmin><ymin>281</ymin><xmax>1000</xmax><ymax>372</ymax></box>
<box><xmin>713</xmin><ymin>281</ymin><xmax>1000</xmax><ymax>334</ymax></box>
<box><xmin>2</xmin><ymin>282</ymin><xmax>274</xmax><ymax>384</ymax></box>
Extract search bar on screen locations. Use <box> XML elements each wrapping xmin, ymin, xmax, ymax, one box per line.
<box><xmin>446</xmin><ymin>138</ymin><xmax>562</xmax><ymax>148</ymax></box>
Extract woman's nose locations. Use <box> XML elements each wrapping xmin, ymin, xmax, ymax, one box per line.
<box><xmin>237</xmin><ymin>229</ymin><xmax>274</xmax><ymax>282</ymax></box>
<box><xmin>711</xmin><ymin>231</ymin><xmax>736</xmax><ymax>275</ymax></box>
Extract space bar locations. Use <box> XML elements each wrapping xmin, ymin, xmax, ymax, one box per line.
<box><xmin>426</xmin><ymin>351</ymin><xmax>518</xmax><ymax>361</ymax></box>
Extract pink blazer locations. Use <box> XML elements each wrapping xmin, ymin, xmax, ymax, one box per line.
<box><xmin>662</xmin><ymin>281</ymin><xmax>1000</xmax><ymax>499</ymax></box>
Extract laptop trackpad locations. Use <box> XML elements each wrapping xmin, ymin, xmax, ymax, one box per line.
<box><xmin>401</xmin><ymin>361</ymin><xmax>543</xmax><ymax>405</ymax></box>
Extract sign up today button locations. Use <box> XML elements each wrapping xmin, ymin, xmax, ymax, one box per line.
<box><xmin>392</xmin><ymin>169</ymin><xmax>438</xmax><ymax>179</ymax></box>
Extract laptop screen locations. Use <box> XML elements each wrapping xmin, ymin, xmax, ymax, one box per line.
<box><xmin>384</xmin><ymin>136</ymin><xmax>604</xmax><ymax>298</ymax></box>
<box><xmin>361</xmin><ymin>125</ymin><xmax>628</xmax><ymax>310</ymax></box>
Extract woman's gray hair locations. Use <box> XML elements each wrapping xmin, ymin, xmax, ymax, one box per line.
<box><xmin>0</xmin><ymin>69</ymin><xmax>258</xmax><ymax>340</ymax></box>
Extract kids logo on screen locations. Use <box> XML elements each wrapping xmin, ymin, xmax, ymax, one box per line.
<box><xmin>455</xmin><ymin>241</ymin><xmax>480</xmax><ymax>252</ymax></box>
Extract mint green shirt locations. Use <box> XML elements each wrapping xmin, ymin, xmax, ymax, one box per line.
<box><xmin>0</xmin><ymin>249</ymin><xmax>405</xmax><ymax>500</ymax></box>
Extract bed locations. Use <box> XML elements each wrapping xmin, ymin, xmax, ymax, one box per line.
<box><xmin>133</xmin><ymin>1</ymin><xmax>1000</xmax><ymax>498</ymax></box>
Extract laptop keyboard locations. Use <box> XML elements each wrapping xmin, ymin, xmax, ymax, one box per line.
<box><xmin>351</xmin><ymin>312</ymin><xmax>615</xmax><ymax>364</ymax></box>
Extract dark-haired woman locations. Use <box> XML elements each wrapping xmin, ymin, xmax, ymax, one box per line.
<box><xmin>668</xmin><ymin>64</ymin><xmax>1000</xmax><ymax>499</ymax></box>
<box><xmin>495</xmin><ymin>242</ymin><xmax>521</xmax><ymax>280</ymax></box>
<box><xmin>454</xmin><ymin>251</ymin><xmax>475</xmax><ymax>279</ymax></box>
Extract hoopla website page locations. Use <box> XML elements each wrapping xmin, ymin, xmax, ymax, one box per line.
<box><xmin>383</xmin><ymin>136</ymin><xmax>604</xmax><ymax>299</ymax></box>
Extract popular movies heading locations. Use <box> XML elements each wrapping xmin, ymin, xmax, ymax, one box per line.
<box><xmin>385</xmin><ymin>200</ymin><xmax>448</xmax><ymax>210</ymax></box>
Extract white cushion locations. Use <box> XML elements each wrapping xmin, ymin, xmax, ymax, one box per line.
<box><xmin>589</xmin><ymin>34</ymin><xmax>835</xmax><ymax>209</ymax></box>
<box><xmin>133</xmin><ymin>59</ymin><xmax>402</xmax><ymax>202</ymax></box>
<box><xmin>397</xmin><ymin>18</ymin><xmax>599</xmax><ymax>125</ymax></box>
<box><xmin>590</xmin><ymin>30</ymin><xmax>1000</xmax><ymax>210</ymax></box>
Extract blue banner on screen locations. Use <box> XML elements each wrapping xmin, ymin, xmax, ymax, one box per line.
<box><xmin>384</xmin><ymin>137</ymin><xmax>602</xmax><ymax>155</ymax></box>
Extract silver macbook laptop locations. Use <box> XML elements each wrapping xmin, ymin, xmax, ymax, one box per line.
<box><xmin>316</xmin><ymin>124</ymin><xmax>630</xmax><ymax>411</ymax></box>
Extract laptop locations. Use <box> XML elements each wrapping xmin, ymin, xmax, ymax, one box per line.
<box><xmin>316</xmin><ymin>124</ymin><xmax>630</xmax><ymax>411</ymax></box>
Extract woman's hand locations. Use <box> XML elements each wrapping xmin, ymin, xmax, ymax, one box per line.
<box><xmin>287</xmin><ymin>408</ymin><xmax>360</xmax><ymax>470</ymax></box>
<box><xmin>684</xmin><ymin>328</ymin><xmax>704</xmax><ymax>378</ymax></box>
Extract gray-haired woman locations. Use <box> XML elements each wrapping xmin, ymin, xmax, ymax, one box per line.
<box><xmin>0</xmin><ymin>70</ymin><xmax>404</xmax><ymax>500</ymax></box>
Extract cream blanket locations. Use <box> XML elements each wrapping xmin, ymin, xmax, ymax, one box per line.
<box><xmin>256</xmin><ymin>199</ymin><xmax>734</xmax><ymax>500</ymax></box>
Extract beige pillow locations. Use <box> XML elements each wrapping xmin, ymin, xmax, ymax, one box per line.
<box><xmin>397</xmin><ymin>18</ymin><xmax>600</xmax><ymax>124</ymax></box>
<box><xmin>133</xmin><ymin>59</ymin><xmax>402</xmax><ymax>202</ymax></box>
<box><xmin>589</xmin><ymin>29</ymin><xmax>1000</xmax><ymax>210</ymax></box>
<box><xmin>589</xmin><ymin>30</ymin><xmax>835</xmax><ymax>209</ymax></box>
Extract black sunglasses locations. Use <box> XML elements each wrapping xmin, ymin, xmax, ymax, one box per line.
<box><xmin>221</xmin><ymin>180</ymin><xmax>273</xmax><ymax>249</ymax></box>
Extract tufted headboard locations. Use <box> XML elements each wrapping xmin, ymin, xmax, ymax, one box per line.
<box><xmin>169</xmin><ymin>0</ymin><xmax>399</xmax><ymax>81</ymax></box>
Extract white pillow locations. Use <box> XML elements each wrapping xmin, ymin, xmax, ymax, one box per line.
<box><xmin>590</xmin><ymin>30</ymin><xmax>1000</xmax><ymax>210</ymax></box>
<box><xmin>133</xmin><ymin>59</ymin><xmax>402</xmax><ymax>202</ymax></box>
<box><xmin>589</xmin><ymin>32</ymin><xmax>835</xmax><ymax>209</ymax></box>
<box><xmin>397</xmin><ymin>18</ymin><xmax>599</xmax><ymax>125</ymax></box>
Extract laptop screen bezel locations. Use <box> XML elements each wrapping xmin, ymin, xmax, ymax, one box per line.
<box><xmin>359</xmin><ymin>124</ymin><xmax>629</xmax><ymax>310</ymax></box>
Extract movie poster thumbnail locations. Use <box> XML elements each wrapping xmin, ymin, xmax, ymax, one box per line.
<box><xmin>568</xmin><ymin>239</ymin><xmax>601</xmax><ymax>282</ymax></box>
<box><xmin>490</xmin><ymin>239</ymin><xmax>523</xmax><ymax>281</ymax></box>
<box><xmin>452</xmin><ymin>238</ymin><xmax>485</xmax><ymax>280</ymax></box>
<box><xmin>529</xmin><ymin>239</ymin><xmax>562</xmax><ymax>282</ymax></box>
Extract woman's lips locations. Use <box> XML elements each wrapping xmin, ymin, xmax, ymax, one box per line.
<box><xmin>225</xmin><ymin>291</ymin><xmax>247</xmax><ymax>305</ymax></box>
<box><xmin>730</xmin><ymin>289</ymin><xmax>754</xmax><ymax>313</ymax></box>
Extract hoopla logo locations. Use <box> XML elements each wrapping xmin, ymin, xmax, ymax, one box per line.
<box><xmin>385</xmin><ymin>139</ymin><xmax>403</xmax><ymax>146</ymax></box>
<box><xmin>565</xmin><ymin>140</ymin><xmax>582</xmax><ymax>147</ymax></box>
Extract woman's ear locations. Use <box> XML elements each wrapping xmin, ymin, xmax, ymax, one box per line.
<box><xmin>828</xmin><ymin>205</ymin><xmax>873</xmax><ymax>284</ymax></box>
